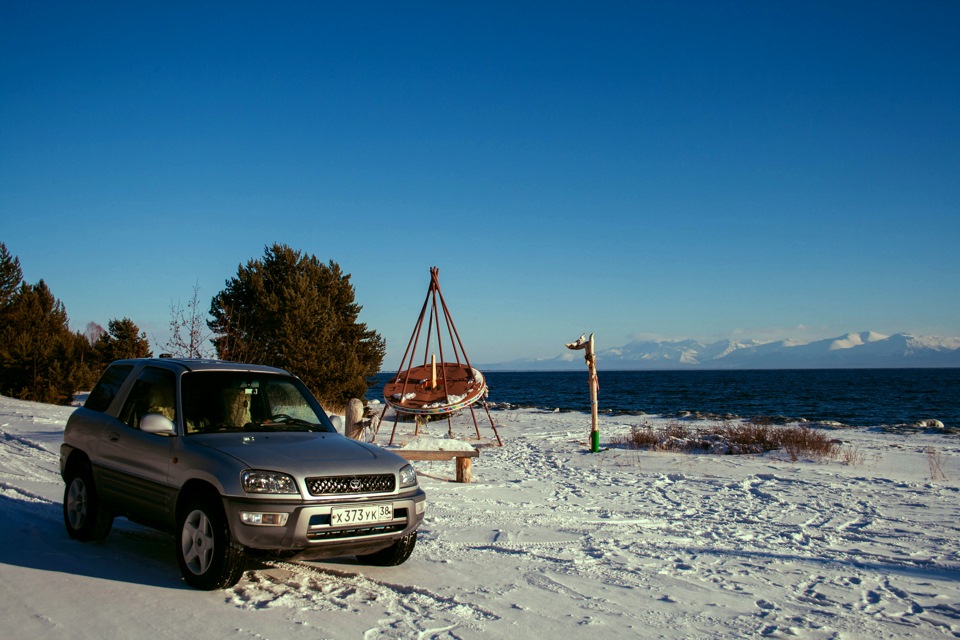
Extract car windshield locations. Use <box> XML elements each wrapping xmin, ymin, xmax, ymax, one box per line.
<box><xmin>180</xmin><ymin>371</ymin><xmax>336</xmax><ymax>434</ymax></box>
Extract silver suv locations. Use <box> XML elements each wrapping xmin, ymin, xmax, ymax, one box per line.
<box><xmin>60</xmin><ymin>358</ymin><xmax>425</xmax><ymax>589</ymax></box>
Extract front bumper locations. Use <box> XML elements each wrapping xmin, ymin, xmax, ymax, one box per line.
<box><xmin>223</xmin><ymin>488</ymin><xmax>426</xmax><ymax>559</ymax></box>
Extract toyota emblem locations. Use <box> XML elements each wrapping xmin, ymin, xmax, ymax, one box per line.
<box><xmin>349</xmin><ymin>477</ymin><xmax>362</xmax><ymax>491</ymax></box>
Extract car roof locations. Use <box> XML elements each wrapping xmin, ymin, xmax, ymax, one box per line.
<box><xmin>111</xmin><ymin>357</ymin><xmax>291</xmax><ymax>375</ymax></box>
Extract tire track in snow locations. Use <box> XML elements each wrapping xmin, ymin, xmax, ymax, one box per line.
<box><xmin>0</xmin><ymin>428</ymin><xmax>61</xmax><ymax>484</ymax></box>
<box><xmin>475</xmin><ymin>440</ymin><xmax>960</xmax><ymax>640</ymax></box>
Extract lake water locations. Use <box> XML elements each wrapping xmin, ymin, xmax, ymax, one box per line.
<box><xmin>368</xmin><ymin>369</ymin><xmax>960</xmax><ymax>428</ymax></box>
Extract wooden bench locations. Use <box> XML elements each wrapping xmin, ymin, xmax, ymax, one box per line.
<box><xmin>394</xmin><ymin>448</ymin><xmax>480</xmax><ymax>483</ymax></box>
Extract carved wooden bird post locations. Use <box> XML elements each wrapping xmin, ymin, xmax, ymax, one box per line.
<box><xmin>566</xmin><ymin>333</ymin><xmax>599</xmax><ymax>452</ymax></box>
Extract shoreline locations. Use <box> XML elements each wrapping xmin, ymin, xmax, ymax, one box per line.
<box><xmin>369</xmin><ymin>368</ymin><xmax>960</xmax><ymax>429</ymax></box>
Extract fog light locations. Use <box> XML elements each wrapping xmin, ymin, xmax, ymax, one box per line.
<box><xmin>415</xmin><ymin>501</ymin><xmax>426</xmax><ymax>515</ymax></box>
<box><xmin>241</xmin><ymin>511</ymin><xmax>289</xmax><ymax>526</ymax></box>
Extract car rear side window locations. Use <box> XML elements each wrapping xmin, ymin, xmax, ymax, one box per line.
<box><xmin>84</xmin><ymin>364</ymin><xmax>135</xmax><ymax>412</ymax></box>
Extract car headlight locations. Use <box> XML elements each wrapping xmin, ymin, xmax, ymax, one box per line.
<box><xmin>241</xmin><ymin>470</ymin><xmax>299</xmax><ymax>494</ymax></box>
<box><xmin>399</xmin><ymin>464</ymin><xmax>418</xmax><ymax>488</ymax></box>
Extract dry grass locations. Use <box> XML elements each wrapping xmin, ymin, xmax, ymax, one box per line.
<box><xmin>622</xmin><ymin>425</ymin><xmax>662</xmax><ymax>449</ymax></box>
<box><xmin>839</xmin><ymin>444</ymin><xmax>865</xmax><ymax>467</ymax></box>
<box><xmin>778</xmin><ymin>425</ymin><xmax>839</xmax><ymax>461</ymax></box>
<box><xmin>926</xmin><ymin>447</ymin><xmax>947</xmax><ymax>481</ymax></box>
<box><xmin>612</xmin><ymin>420</ymin><xmax>839</xmax><ymax>460</ymax></box>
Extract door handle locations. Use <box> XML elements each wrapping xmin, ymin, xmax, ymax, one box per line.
<box><xmin>108</xmin><ymin>432</ymin><xmax>120</xmax><ymax>442</ymax></box>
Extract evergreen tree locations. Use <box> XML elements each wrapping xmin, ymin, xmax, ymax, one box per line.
<box><xmin>0</xmin><ymin>242</ymin><xmax>23</xmax><ymax>306</ymax></box>
<box><xmin>0</xmin><ymin>246</ymin><xmax>133</xmax><ymax>402</ymax></box>
<box><xmin>0</xmin><ymin>280</ymin><xmax>77</xmax><ymax>403</ymax></box>
<box><xmin>93</xmin><ymin>317</ymin><xmax>152</xmax><ymax>363</ymax></box>
<box><xmin>66</xmin><ymin>329</ymin><xmax>101</xmax><ymax>391</ymax></box>
<box><xmin>209</xmin><ymin>243</ymin><xmax>385</xmax><ymax>407</ymax></box>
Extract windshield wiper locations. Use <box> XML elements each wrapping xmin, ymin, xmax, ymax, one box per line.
<box><xmin>244</xmin><ymin>414</ymin><xmax>323</xmax><ymax>431</ymax></box>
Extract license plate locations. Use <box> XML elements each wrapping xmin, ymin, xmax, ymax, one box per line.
<box><xmin>330</xmin><ymin>504</ymin><xmax>393</xmax><ymax>525</ymax></box>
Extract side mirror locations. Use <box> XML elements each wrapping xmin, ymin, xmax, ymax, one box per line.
<box><xmin>141</xmin><ymin>413</ymin><xmax>177</xmax><ymax>435</ymax></box>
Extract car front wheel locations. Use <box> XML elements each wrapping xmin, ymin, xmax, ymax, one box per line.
<box><xmin>176</xmin><ymin>495</ymin><xmax>247</xmax><ymax>590</ymax></box>
<box><xmin>356</xmin><ymin>531</ymin><xmax>418</xmax><ymax>566</ymax></box>
<box><xmin>63</xmin><ymin>462</ymin><xmax>113</xmax><ymax>542</ymax></box>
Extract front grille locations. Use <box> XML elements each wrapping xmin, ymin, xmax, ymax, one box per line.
<box><xmin>306</xmin><ymin>473</ymin><xmax>396</xmax><ymax>496</ymax></box>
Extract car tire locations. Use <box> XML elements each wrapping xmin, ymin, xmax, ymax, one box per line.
<box><xmin>63</xmin><ymin>461</ymin><xmax>114</xmax><ymax>542</ymax></box>
<box><xmin>356</xmin><ymin>531</ymin><xmax>418</xmax><ymax>566</ymax></box>
<box><xmin>176</xmin><ymin>494</ymin><xmax>247</xmax><ymax>590</ymax></box>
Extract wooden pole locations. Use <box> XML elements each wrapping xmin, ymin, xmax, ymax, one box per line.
<box><xmin>587</xmin><ymin>334</ymin><xmax>599</xmax><ymax>452</ymax></box>
<box><xmin>373</xmin><ymin>404</ymin><xmax>388</xmax><ymax>443</ymax></box>
<box><xmin>566</xmin><ymin>333</ymin><xmax>599</xmax><ymax>452</ymax></box>
<box><xmin>345</xmin><ymin>398</ymin><xmax>364</xmax><ymax>440</ymax></box>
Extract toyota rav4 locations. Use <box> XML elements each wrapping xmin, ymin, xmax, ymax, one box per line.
<box><xmin>60</xmin><ymin>358</ymin><xmax>425</xmax><ymax>589</ymax></box>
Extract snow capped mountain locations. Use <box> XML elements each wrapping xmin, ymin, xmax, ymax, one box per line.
<box><xmin>829</xmin><ymin>331</ymin><xmax>889</xmax><ymax>350</ymax></box>
<box><xmin>484</xmin><ymin>332</ymin><xmax>960</xmax><ymax>370</ymax></box>
<box><xmin>605</xmin><ymin>338</ymin><xmax>705</xmax><ymax>364</ymax></box>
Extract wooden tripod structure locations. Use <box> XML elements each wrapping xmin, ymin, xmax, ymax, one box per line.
<box><xmin>378</xmin><ymin>267</ymin><xmax>502</xmax><ymax>446</ymax></box>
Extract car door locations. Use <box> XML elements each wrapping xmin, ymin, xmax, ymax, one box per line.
<box><xmin>97</xmin><ymin>366</ymin><xmax>178</xmax><ymax>525</ymax></box>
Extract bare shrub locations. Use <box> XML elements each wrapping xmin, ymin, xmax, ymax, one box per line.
<box><xmin>839</xmin><ymin>444</ymin><xmax>865</xmax><ymax>467</ymax></box>
<box><xmin>617</xmin><ymin>424</ymin><xmax>661</xmax><ymax>449</ymax></box>
<box><xmin>776</xmin><ymin>425</ymin><xmax>838</xmax><ymax>460</ymax></box>
<box><xmin>783</xmin><ymin>441</ymin><xmax>800</xmax><ymax>462</ymax></box>
<box><xmin>663</xmin><ymin>422</ymin><xmax>690</xmax><ymax>440</ymax></box>
<box><xmin>721</xmin><ymin>423</ymin><xmax>779</xmax><ymax>451</ymax></box>
<box><xmin>926</xmin><ymin>447</ymin><xmax>947</xmax><ymax>481</ymax></box>
<box><xmin>611</xmin><ymin>420</ymin><xmax>838</xmax><ymax>460</ymax></box>
<box><xmin>162</xmin><ymin>280</ymin><xmax>213</xmax><ymax>358</ymax></box>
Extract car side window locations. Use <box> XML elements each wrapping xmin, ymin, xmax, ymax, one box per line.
<box><xmin>118</xmin><ymin>367</ymin><xmax>177</xmax><ymax>431</ymax></box>
<box><xmin>85</xmin><ymin>364</ymin><xmax>135</xmax><ymax>412</ymax></box>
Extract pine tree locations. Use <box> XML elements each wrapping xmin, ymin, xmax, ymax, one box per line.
<box><xmin>66</xmin><ymin>329</ymin><xmax>100</xmax><ymax>391</ymax></box>
<box><xmin>209</xmin><ymin>243</ymin><xmax>385</xmax><ymax>408</ymax></box>
<box><xmin>0</xmin><ymin>280</ymin><xmax>77</xmax><ymax>402</ymax></box>
<box><xmin>93</xmin><ymin>318</ymin><xmax>152</xmax><ymax>363</ymax></box>
<box><xmin>0</xmin><ymin>242</ymin><xmax>23</xmax><ymax>307</ymax></box>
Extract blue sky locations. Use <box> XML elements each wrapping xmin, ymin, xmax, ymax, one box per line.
<box><xmin>2</xmin><ymin>1</ymin><xmax>958</xmax><ymax>370</ymax></box>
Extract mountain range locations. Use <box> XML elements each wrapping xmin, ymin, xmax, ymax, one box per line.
<box><xmin>482</xmin><ymin>331</ymin><xmax>960</xmax><ymax>370</ymax></box>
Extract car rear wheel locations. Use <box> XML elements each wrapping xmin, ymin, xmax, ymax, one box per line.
<box><xmin>356</xmin><ymin>530</ymin><xmax>418</xmax><ymax>566</ymax></box>
<box><xmin>63</xmin><ymin>462</ymin><xmax>113</xmax><ymax>542</ymax></box>
<box><xmin>176</xmin><ymin>495</ymin><xmax>247</xmax><ymax>590</ymax></box>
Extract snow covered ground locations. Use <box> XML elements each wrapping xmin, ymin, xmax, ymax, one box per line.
<box><xmin>1</xmin><ymin>394</ymin><xmax>958</xmax><ymax>639</ymax></box>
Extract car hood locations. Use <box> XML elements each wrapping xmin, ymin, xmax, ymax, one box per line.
<box><xmin>191</xmin><ymin>432</ymin><xmax>402</xmax><ymax>473</ymax></box>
